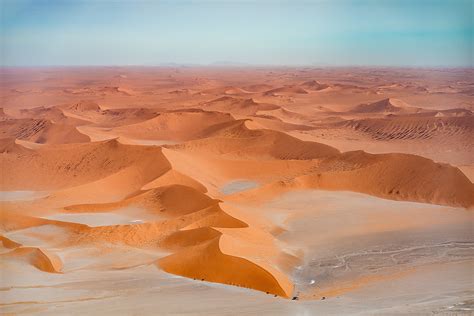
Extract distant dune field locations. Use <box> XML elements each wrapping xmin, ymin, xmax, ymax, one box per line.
<box><xmin>1</xmin><ymin>67</ymin><xmax>473</xmax><ymax>315</ymax></box>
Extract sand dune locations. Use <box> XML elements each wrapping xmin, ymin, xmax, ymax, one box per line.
<box><xmin>203</xmin><ymin>96</ymin><xmax>280</xmax><ymax>116</ymax></box>
<box><xmin>0</xmin><ymin>235</ymin><xmax>22</xmax><ymax>249</ymax></box>
<box><xmin>198</xmin><ymin>86</ymin><xmax>251</xmax><ymax>96</ymax></box>
<box><xmin>255</xmin><ymin>107</ymin><xmax>309</xmax><ymax>124</ymax></box>
<box><xmin>314</xmin><ymin>151</ymin><xmax>474</xmax><ymax>207</ymax></box>
<box><xmin>96</xmin><ymin>108</ymin><xmax>159</xmax><ymax>127</ymax></box>
<box><xmin>2</xmin><ymin>247</ymin><xmax>63</xmax><ymax>273</ymax></box>
<box><xmin>244</xmin><ymin>116</ymin><xmax>313</xmax><ymax>133</ymax></box>
<box><xmin>0</xmin><ymin>118</ymin><xmax>90</xmax><ymax>144</ymax></box>
<box><xmin>349</xmin><ymin>98</ymin><xmax>422</xmax><ymax>114</ymax></box>
<box><xmin>61</xmin><ymin>100</ymin><xmax>159</xmax><ymax>127</ymax></box>
<box><xmin>240</xmin><ymin>150</ymin><xmax>474</xmax><ymax>208</ymax></box>
<box><xmin>340</xmin><ymin>115</ymin><xmax>473</xmax><ymax>141</ymax></box>
<box><xmin>17</xmin><ymin>106</ymin><xmax>70</xmax><ymax>122</ymax></box>
<box><xmin>112</xmin><ymin>109</ymin><xmax>234</xmax><ymax>141</ymax></box>
<box><xmin>434</xmin><ymin>108</ymin><xmax>473</xmax><ymax>117</ymax></box>
<box><xmin>95</xmin><ymin>86</ymin><xmax>133</xmax><ymax>96</ymax></box>
<box><xmin>1</xmin><ymin>139</ymin><xmax>170</xmax><ymax>190</ymax></box>
<box><xmin>159</xmin><ymin>236</ymin><xmax>293</xmax><ymax>297</ymax></box>
<box><xmin>300</xmin><ymin>80</ymin><xmax>330</xmax><ymax>91</ymax></box>
<box><xmin>64</xmin><ymin>184</ymin><xmax>232</xmax><ymax>222</ymax></box>
<box><xmin>0</xmin><ymin>137</ymin><xmax>33</xmax><ymax>154</ymax></box>
<box><xmin>243</xmin><ymin>84</ymin><xmax>274</xmax><ymax>92</ymax></box>
<box><xmin>61</xmin><ymin>183</ymin><xmax>294</xmax><ymax>297</ymax></box>
<box><xmin>161</xmin><ymin>226</ymin><xmax>222</xmax><ymax>249</ymax></box>
<box><xmin>168</xmin><ymin>88</ymin><xmax>192</xmax><ymax>95</ymax></box>
<box><xmin>64</xmin><ymin>99</ymin><xmax>102</xmax><ymax>112</ymax></box>
<box><xmin>141</xmin><ymin>169</ymin><xmax>207</xmax><ymax>192</ymax></box>
<box><xmin>264</xmin><ymin>85</ymin><xmax>309</xmax><ymax>96</ymax></box>
<box><xmin>168</xmin><ymin>120</ymin><xmax>340</xmax><ymax>160</ymax></box>
<box><xmin>63</xmin><ymin>86</ymin><xmax>134</xmax><ymax>96</ymax></box>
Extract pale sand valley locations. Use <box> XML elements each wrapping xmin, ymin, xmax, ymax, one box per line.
<box><xmin>1</xmin><ymin>67</ymin><xmax>473</xmax><ymax>315</ymax></box>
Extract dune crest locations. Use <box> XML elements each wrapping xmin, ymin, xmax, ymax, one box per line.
<box><xmin>168</xmin><ymin>120</ymin><xmax>340</xmax><ymax>160</ymax></box>
<box><xmin>203</xmin><ymin>96</ymin><xmax>280</xmax><ymax>115</ymax></box>
<box><xmin>0</xmin><ymin>118</ymin><xmax>91</xmax><ymax>144</ymax></box>
<box><xmin>112</xmin><ymin>109</ymin><xmax>234</xmax><ymax>141</ymax></box>
<box><xmin>2</xmin><ymin>247</ymin><xmax>63</xmax><ymax>273</ymax></box>
<box><xmin>350</xmin><ymin>98</ymin><xmax>421</xmax><ymax>114</ymax></box>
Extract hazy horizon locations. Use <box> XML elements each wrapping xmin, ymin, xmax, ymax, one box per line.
<box><xmin>1</xmin><ymin>0</ymin><xmax>473</xmax><ymax>67</ymax></box>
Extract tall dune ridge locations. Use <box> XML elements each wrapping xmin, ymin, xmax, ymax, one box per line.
<box><xmin>245</xmin><ymin>151</ymin><xmax>474</xmax><ymax>208</ymax></box>
<box><xmin>264</xmin><ymin>85</ymin><xmax>309</xmax><ymax>96</ymax></box>
<box><xmin>0</xmin><ymin>118</ymin><xmax>91</xmax><ymax>144</ymax></box>
<box><xmin>339</xmin><ymin>115</ymin><xmax>474</xmax><ymax>141</ymax></box>
<box><xmin>2</xmin><ymin>247</ymin><xmax>63</xmax><ymax>273</ymax></box>
<box><xmin>167</xmin><ymin>119</ymin><xmax>340</xmax><ymax>160</ymax></box>
<box><xmin>1</xmin><ymin>67</ymin><xmax>473</xmax><ymax>314</ymax></box>
<box><xmin>300</xmin><ymin>80</ymin><xmax>330</xmax><ymax>91</ymax></box>
<box><xmin>158</xmin><ymin>236</ymin><xmax>294</xmax><ymax>298</ymax></box>
<box><xmin>349</xmin><ymin>98</ymin><xmax>422</xmax><ymax>114</ymax></box>
<box><xmin>202</xmin><ymin>96</ymin><xmax>280</xmax><ymax>115</ymax></box>
<box><xmin>111</xmin><ymin>109</ymin><xmax>235</xmax><ymax>141</ymax></box>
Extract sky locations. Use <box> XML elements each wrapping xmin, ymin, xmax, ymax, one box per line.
<box><xmin>1</xmin><ymin>0</ymin><xmax>472</xmax><ymax>67</ymax></box>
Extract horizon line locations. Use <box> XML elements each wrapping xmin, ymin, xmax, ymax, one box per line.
<box><xmin>1</xmin><ymin>64</ymin><xmax>473</xmax><ymax>70</ymax></box>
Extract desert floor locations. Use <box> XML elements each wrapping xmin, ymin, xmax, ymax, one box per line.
<box><xmin>1</xmin><ymin>67</ymin><xmax>473</xmax><ymax>315</ymax></box>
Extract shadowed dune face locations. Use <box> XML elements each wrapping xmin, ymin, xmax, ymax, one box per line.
<box><xmin>1</xmin><ymin>67</ymin><xmax>473</xmax><ymax>314</ymax></box>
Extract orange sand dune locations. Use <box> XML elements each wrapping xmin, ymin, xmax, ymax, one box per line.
<box><xmin>1</xmin><ymin>247</ymin><xmax>63</xmax><ymax>273</ymax></box>
<box><xmin>112</xmin><ymin>109</ymin><xmax>234</xmax><ymax>141</ymax></box>
<box><xmin>52</xmin><ymin>182</ymin><xmax>295</xmax><ymax>297</ymax></box>
<box><xmin>15</xmin><ymin>106</ymin><xmax>89</xmax><ymax>126</ymax></box>
<box><xmin>66</xmin><ymin>197</ymin><xmax>250</xmax><ymax>251</ymax></box>
<box><xmin>0</xmin><ymin>118</ymin><xmax>90</xmax><ymax>144</ymax></box>
<box><xmin>338</xmin><ymin>115</ymin><xmax>473</xmax><ymax>141</ymax></box>
<box><xmin>244</xmin><ymin>116</ymin><xmax>313</xmax><ymax>133</ymax></box>
<box><xmin>300</xmin><ymin>80</ymin><xmax>330</xmax><ymax>91</ymax></box>
<box><xmin>243</xmin><ymin>83</ymin><xmax>274</xmax><ymax>92</ymax></box>
<box><xmin>0</xmin><ymin>210</ymin><xmax>52</xmax><ymax>231</ymax></box>
<box><xmin>168</xmin><ymin>120</ymin><xmax>340</xmax><ymax>160</ymax></box>
<box><xmin>0</xmin><ymin>137</ymin><xmax>33</xmax><ymax>154</ymax></box>
<box><xmin>202</xmin><ymin>96</ymin><xmax>280</xmax><ymax>116</ymax></box>
<box><xmin>161</xmin><ymin>147</ymin><xmax>322</xmax><ymax>197</ymax></box>
<box><xmin>62</xmin><ymin>184</ymin><xmax>245</xmax><ymax>225</ymax></box>
<box><xmin>159</xmin><ymin>236</ymin><xmax>293</xmax><ymax>297</ymax></box>
<box><xmin>433</xmin><ymin>108</ymin><xmax>473</xmax><ymax>117</ymax></box>
<box><xmin>61</xmin><ymin>100</ymin><xmax>159</xmax><ymax>127</ymax></box>
<box><xmin>349</xmin><ymin>98</ymin><xmax>422</xmax><ymax>114</ymax></box>
<box><xmin>0</xmin><ymin>235</ymin><xmax>22</xmax><ymax>249</ymax></box>
<box><xmin>62</xmin><ymin>99</ymin><xmax>102</xmax><ymax>112</ymax></box>
<box><xmin>0</xmin><ymin>208</ymin><xmax>87</xmax><ymax>232</ymax></box>
<box><xmin>3</xmin><ymin>180</ymin><xmax>290</xmax><ymax>299</ymax></box>
<box><xmin>309</xmin><ymin>151</ymin><xmax>474</xmax><ymax>207</ymax></box>
<box><xmin>64</xmin><ymin>184</ymin><xmax>222</xmax><ymax>219</ymax></box>
<box><xmin>161</xmin><ymin>226</ymin><xmax>222</xmax><ymax>250</ymax></box>
<box><xmin>237</xmin><ymin>150</ymin><xmax>474</xmax><ymax>208</ymax></box>
<box><xmin>1</xmin><ymin>139</ymin><xmax>171</xmax><ymax>190</ymax></box>
<box><xmin>264</xmin><ymin>85</ymin><xmax>309</xmax><ymax>96</ymax></box>
<box><xmin>198</xmin><ymin>85</ymin><xmax>250</xmax><ymax>95</ymax></box>
<box><xmin>255</xmin><ymin>107</ymin><xmax>310</xmax><ymax>124</ymax></box>
<box><xmin>141</xmin><ymin>169</ymin><xmax>207</xmax><ymax>193</ymax></box>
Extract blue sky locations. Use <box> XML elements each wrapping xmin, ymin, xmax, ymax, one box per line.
<box><xmin>1</xmin><ymin>0</ymin><xmax>472</xmax><ymax>66</ymax></box>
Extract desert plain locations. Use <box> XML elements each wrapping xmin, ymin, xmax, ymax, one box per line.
<box><xmin>0</xmin><ymin>66</ymin><xmax>473</xmax><ymax>315</ymax></box>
